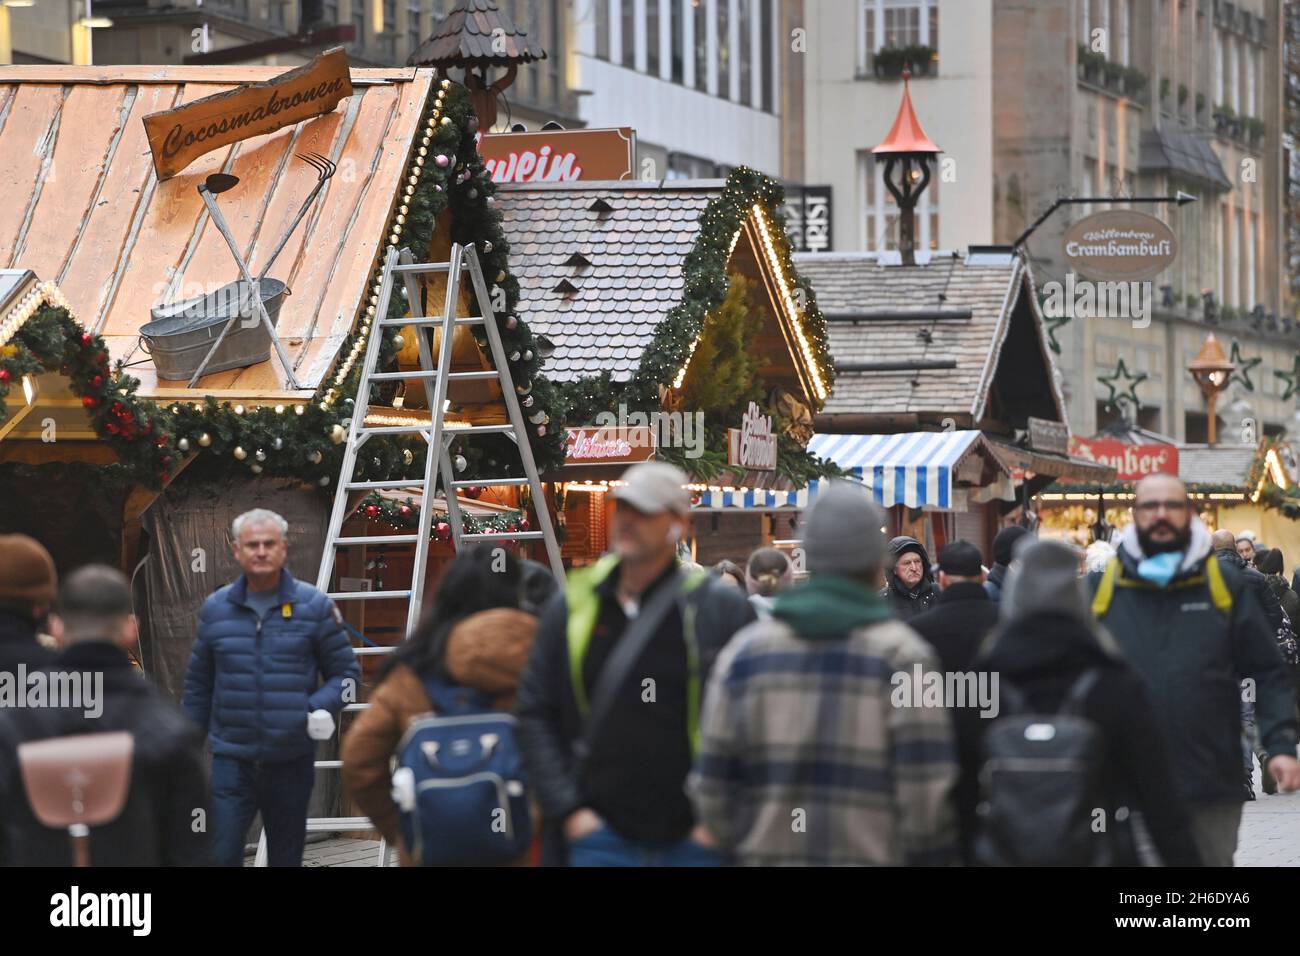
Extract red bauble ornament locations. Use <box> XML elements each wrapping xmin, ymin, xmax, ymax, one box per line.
<box><xmin>519</xmin><ymin>516</ymin><xmax>529</xmax><ymax>530</ymax></box>
<box><xmin>435</xmin><ymin>521</ymin><xmax>450</xmax><ymax>541</ymax></box>
<box><xmin>161</xmin><ymin>456</ymin><xmax>174</xmax><ymax>469</ymax></box>
<box><xmin>95</xmin><ymin>351</ymin><xmax>107</xmax><ymax>364</ymax></box>
<box><xmin>0</xmin><ymin>369</ymin><xmax>9</xmax><ymax>383</ymax></box>
<box><xmin>365</xmin><ymin>504</ymin><xmax>379</xmax><ymax>518</ymax></box>
<box><xmin>105</xmin><ymin>421</ymin><xmax>120</xmax><ymax>434</ymax></box>
<box><xmin>81</xmin><ymin>332</ymin><xmax>93</xmax><ymax>347</ymax></box>
<box><xmin>81</xmin><ymin>395</ymin><xmax>98</xmax><ymax>409</ymax></box>
<box><xmin>398</xmin><ymin>505</ymin><xmax>412</xmax><ymax>517</ymax></box>
<box><xmin>465</xmin><ymin>485</ymin><xmax>483</xmax><ymax>499</ymax></box>
<box><xmin>90</xmin><ymin>374</ymin><xmax>103</xmax><ymax>388</ymax></box>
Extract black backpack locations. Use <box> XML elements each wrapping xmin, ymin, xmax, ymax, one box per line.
<box><xmin>973</xmin><ymin>670</ymin><xmax>1120</xmax><ymax>866</ymax></box>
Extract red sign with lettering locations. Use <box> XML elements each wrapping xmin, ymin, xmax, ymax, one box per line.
<box><xmin>1069</xmin><ymin>437</ymin><xmax>1179</xmax><ymax>481</ymax></box>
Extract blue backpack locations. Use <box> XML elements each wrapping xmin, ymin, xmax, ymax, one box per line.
<box><xmin>392</xmin><ymin>673</ymin><xmax>532</xmax><ymax>866</ymax></box>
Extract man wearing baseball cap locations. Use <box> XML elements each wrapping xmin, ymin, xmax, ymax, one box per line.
<box><xmin>0</xmin><ymin>534</ymin><xmax>59</xmax><ymax>680</ymax></box>
<box><xmin>517</xmin><ymin>461</ymin><xmax>755</xmax><ymax>866</ymax></box>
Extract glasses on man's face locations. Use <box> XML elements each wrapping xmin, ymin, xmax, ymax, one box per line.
<box><xmin>1133</xmin><ymin>500</ymin><xmax>1190</xmax><ymax>514</ymax></box>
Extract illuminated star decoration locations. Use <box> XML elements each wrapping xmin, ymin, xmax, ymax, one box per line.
<box><xmin>1097</xmin><ymin>358</ymin><xmax>1148</xmax><ymax>413</ymax></box>
<box><xmin>1229</xmin><ymin>341</ymin><xmax>1262</xmax><ymax>392</ymax></box>
<box><xmin>1276</xmin><ymin>354</ymin><xmax>1300</xmax><ymax>402</ymax></box>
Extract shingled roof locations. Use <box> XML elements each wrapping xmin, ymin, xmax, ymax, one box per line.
<box><xmin>496</xmin><ymin>180</ymin><xmax>724</xmax><ymax>383</ymax></box>
<box><xmin>409</xmin><ymin>0</ymin><xmax>546</xmax><ymax>69</ymax></box>
<box><xmin>793</xmin><ymin>250</ymin><xmax>1066</xmax><ymax>424</ymax></box>
<box><xmin>1178</xmin><ymin>445</ymin><xmax>1260</xmax><ymax>486</ymax></box>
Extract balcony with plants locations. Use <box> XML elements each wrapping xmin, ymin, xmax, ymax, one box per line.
<box><xmin>1077</xmin><ymin>45</ymin><xmax>1147</xmax><ymax>103</ymax></box>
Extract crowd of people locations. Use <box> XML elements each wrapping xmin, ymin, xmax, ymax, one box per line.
<box><xmin>1</xmin><ymin>462</ymin><xmax>1299</xmax><ymax>867</ymax></box>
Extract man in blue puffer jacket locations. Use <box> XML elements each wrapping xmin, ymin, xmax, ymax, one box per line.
<box><xmin>183</xmin><ymin>508</ymin><xmax>360</xmax><ymax>867</ymax></box>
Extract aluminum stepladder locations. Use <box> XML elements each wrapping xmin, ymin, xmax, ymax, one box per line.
<box><xmin>253</xmin><ymin>242</ymin><xmax>564</xmax><ymax>866</ymax></box>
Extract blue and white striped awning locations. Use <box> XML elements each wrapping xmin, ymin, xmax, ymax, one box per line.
<box><xmin>807</xmin><ymin>430</ymin><xmax>988</xmax><ymax>509</ymax></box>
<box><xmin>690</xmin><ymin>430</ymin><xmax>995</xmax><ymax>511</ymax></box>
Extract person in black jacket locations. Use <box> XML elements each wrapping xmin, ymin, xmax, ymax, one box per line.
<box><xmin>516</xmin><ymin>462</ymin><xmax>755</xmax><ymax>866</ymax></box>
<box><xmin>971</xmin><ymin>538</ymin><xmax>1202</xmax><ymax>866</ymax></box>
<box><xmin>910</xmin><ymin>539</ymin><xmax>1001</xmax><ymax>863</ymax></box>
<box><xmin>1087</xmin><ymin>475</ymin><xmax>1300</xmax><ymax>866</ymax></box>
<box><xmin>880</xmin><ymin>536</ymin><xmax>938</xmax><ymax>620</ymax></box>
<box><xmin>983</xmin><ymin>526</ymin><xmax>1029</xmax><ymax>604</ymax></box>
<box><xmin>0</xmin><ymin>565</ymin><xmax>209</xmax><ymax>865</ymax></box>
<box><xmin>1212</xmin><ymin>528</ymin><xmax>1287</xmax><ymax>799</ymax></box>
<box><xmin>0</xmin><ymin>534</ymin><xmax>58</xmax><ymax>681</ymax></box>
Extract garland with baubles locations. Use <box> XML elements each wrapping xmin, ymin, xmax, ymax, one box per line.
<box><xmin>557</xmin><ymin>168</ymin><xmax>839</xmax><ymax>486</ymax></box>
<box><xmin>0</xmin><ymin>79</ymin><xmax>564</xmax><ymax>492</ymax></box>
<box><xmin>354</xmin><ymin>492</ymin><xmax>530</xmax><ymax>541</ymax></box>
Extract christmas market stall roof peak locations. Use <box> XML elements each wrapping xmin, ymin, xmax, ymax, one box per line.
<box><xmin>496</xmin><ymin>172</ymin><xmax>834</xmax><ymax>414</ymax></box>
<box><xmin>793</xmin><ymin>249</ymin><xmax>1067</xmax><ymax>430</ymax></box>
<box><xmin>0</xmin><ymin>68</ymin><xmax>568</xmax><ymax>490</ymax></box>
<box><xmin>0</xmin><ymin>64</ymin><xmax>440</xmax><ymax>402</ymax></box>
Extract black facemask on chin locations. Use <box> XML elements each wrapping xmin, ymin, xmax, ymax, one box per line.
<box><xmin>1137</xmin><ymin>520</ymin><xmax>1192</xmax><ymax>556</ymax></box>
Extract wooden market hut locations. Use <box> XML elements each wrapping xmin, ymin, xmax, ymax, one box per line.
<box><xmin>0</xmin><ymin>64</ymin><xmax>560</xmax><ymax>700</ymax></box>
<box><xmin>793</xmin><ymin>247</ymin><xmax>1115</xmax><ymax>559</ymax></box>
<box><xmin>495</xmin><ymin>173</ymin><xmax>837</xmax><ymax>566</ymax></box>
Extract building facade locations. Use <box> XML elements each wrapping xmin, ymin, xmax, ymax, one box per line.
<box><xmin>801</xmin><ymin>0</ymin><xmax>1300</xmax><ymax>443</ymax></box>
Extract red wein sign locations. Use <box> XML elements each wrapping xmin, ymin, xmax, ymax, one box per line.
<box><xmin>1069</xmin><ymin>437</ymin><xmax>1179</xmax><ymax>480</ymax></box>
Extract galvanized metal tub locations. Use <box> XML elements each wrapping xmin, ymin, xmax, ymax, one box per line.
<box><xmin>141</xmin><ymin>279</ymin><xmax>289</xmax><ymax>381</ymax></box>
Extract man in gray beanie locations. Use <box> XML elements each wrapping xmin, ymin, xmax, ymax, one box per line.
<box><xmin>688</xmin><ymin>481</ymin><xmax>958</xmax><ymax>865</ymax></box>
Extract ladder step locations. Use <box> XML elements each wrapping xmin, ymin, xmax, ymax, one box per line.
<box><xmin>342</xmin><ymin>703</ymin><xmax>371</xmax><ymax>713</ymax></box>
<box><xmin>377</xmin><ymin>315</ymin><xmax>483</xmax><ymax>327</ymax></box>
<box><xmin>314</xmin><ymin>760</ymin><xmax>343</xmax><ymax>770</ymax></box>
<box><xmin>357</xmin><ymin>424</ymin><xmax>433</xmax><ymax>436</ymax></box>
<box><xmin>450</xmin><ymin>477</ymin><xmax>531</xmax><ymax>487</ymax></box>
<box><xmin>367</xmin><ymin>369</ymin><xmax>439</xmax><ymax>381</ymax></box>
<box><xmin>446</xmin><ymin>424</ymin><xmax>515</xmax><ymax>434</ymax></box>
<box><xmin>332</xmin><ymin>534</ymin><xmax>420</xmax><ymax>545</ymax></box>
<box><xmin>353</xmin><ymin>645</ymin><xmax>398</xmax><ymax>656</ymax></box>
<box><xmin>460</xmin><ymin>531</ymin><xmax>545</xmax><ymax>541</ymax></box>
<box><xmin>392</xmin><ymin>262</ymin><xmax>450</xmax><ymax>274</ymax></box>
<box><xmin>344</xmin><ymin>479</ymin><xmax>428</xmax><ymax>491</ymax></box>
<box><xmin>447</xmin><ymin>370</ymin><xmax>500</xmax><ymax>380</ymax></box>
<box><xmin>304</xmin><ymin>817</ymin><xmax>374</xmax><ymax>830</ymax></box>
<box><xmin>327</xmin><ymin>590</ymin><xmax>412</xmax><ymax>601</ymax></box>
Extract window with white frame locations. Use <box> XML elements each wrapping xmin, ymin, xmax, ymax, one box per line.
<box><xmin>859</xmin><ymin>151</ymin><xmax>939</xmax><ymax>252</ymax></box>
<box><xmin>859</xmin><ymin>0</ymin><xmax>939</xmax><ymax>76</ymax></box>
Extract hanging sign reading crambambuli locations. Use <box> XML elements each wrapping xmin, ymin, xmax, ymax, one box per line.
<box><xmin>143</xmin><ymin>48</ymin><xmax>353</xmax><ymax>181</ymax></box>
<box><xmin>728</xmin><ymin>402</ymin><xmax>777</xmax><ymax>471</ymax></box>
<box><xmin>477</xmin><ymin>128</ymin><xmax>636</xmax><ymax>183</ymax></box>
<box><xmin>1062</xmin><ymin>209</ymin><xmax>1177</xmax><ymax>281</ymax></box>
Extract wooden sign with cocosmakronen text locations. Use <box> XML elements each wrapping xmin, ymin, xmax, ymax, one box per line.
<box><xmin>143</xmin><ymin>48</ymin><xmax>353</xmax><ymax>180</ymax></box>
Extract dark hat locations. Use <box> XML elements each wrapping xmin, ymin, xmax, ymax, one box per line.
<box><xmin>938</xmin><ymin>540</ymin><xmax>983</xmax><ymax>577</ymax></box>
<box><xmin>992</xmin><ymin>525</ymin><xmax>1031</xmax><ymax>566</ymax></box>
<box><xmin>0</xmin><ymin>534</ymin><xmax>57</xmax><ymax>608</ymax></box>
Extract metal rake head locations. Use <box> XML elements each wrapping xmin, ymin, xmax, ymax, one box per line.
<box><xmin>297</xmin><ymin>151</ymin><xmax>336</xmax><ymax>182</ymax></box>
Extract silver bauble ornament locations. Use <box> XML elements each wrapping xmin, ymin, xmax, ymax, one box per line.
<box><xmin>177</xmin><ymin>437</ymin><xmax>191</xmax><ymax>452</ymax></box>
<box><xmin>454</xmin><ymin>454</ymin><xmax>467</xmax><ymax>472</ymax></box>
<box><xmin>254</xmin><ymin>449</ymin><xmax>266</xmax><ymax>462</ymax></box>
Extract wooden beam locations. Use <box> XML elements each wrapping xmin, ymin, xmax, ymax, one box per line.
<box><xmin>0</xmin><ymin>440</ymin><xmax>118</xmax><ymax>465</ymax></box>
<box><xmin>119</xmin><ymin>453</ymin><xmax>198</xmax><ymax>570</ymax></box>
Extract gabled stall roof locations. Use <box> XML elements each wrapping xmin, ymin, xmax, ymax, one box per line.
<box><xmin>0</xmin><ymin>65</ymin><xmax>432</xmax><ymax>401</ymax></box>
<box><xmin>793</xmin><ymin>250</ymin><xmax>1066</xmax><ymax>425</ymax></box>
<box><xmin>497</xmin><ymin>179</ymin><xmax>724</xmax><ymax>383</ymax></box>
